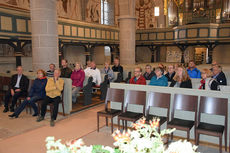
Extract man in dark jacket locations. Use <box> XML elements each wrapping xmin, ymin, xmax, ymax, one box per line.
<box><xmin>165</xmin><ymin>65</ymin><xmax>176</xmax><ymax>82</ymax></box>
<box><xmin>3</xmin><ymin>66</ymin><xmax>29</xmax><ymax>112</ymax></box>
<box><xmin>212</xmin><ymin>65</ymin><xmax>227</xmax><ymax>86</ymax></box>
<box><xmin>60</xmin><ymin>59</ymin><xmax>72</xmax><ymax>78</ymax></box>
<box><xmin>143</xmin><ymin>64</ymin><xmax>155</xmax><ymax>80</ymax></box>
<box><xmin>112</xmin><ymin>57</ymin><xmax>123</xmax><ymax>79</ymax></box>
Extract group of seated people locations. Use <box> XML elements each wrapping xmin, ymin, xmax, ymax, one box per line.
<box><xmin>129</xmin><ymin>60</ymin><xmax>227</xmax><ymax>90</ymax></box>
<box><xmin>2</xmin><ymin>58</ymin><xmax>123</xmax><ymax>124</ymax></box>
<box><xmin>1</xmin><ymin>58</ymin><xmax>227</xmax><ymax>127</ymax></box>
<box><xmin>56</xmin><ymin>58</ymin><xmax>123</xmax><ymax>103</ymax></box>
<box><xmin>3</xmin><ymin>66</ymin><xmax>64</xmax><ymax>127</ymax></box>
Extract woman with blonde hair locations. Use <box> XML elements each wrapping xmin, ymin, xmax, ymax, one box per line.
<box><xmin>170</xmin><ymin>66</ymin><xmax>192</xmax><ymax>88</ymax></box>
<box><xmin>9</xmin><ymin>69</ymin><xmax>47</xmax><ymax>118</ymax></box>
<box><xmin>200</xmin><ymin>68</ymin><xmax>219</xmax><ymax>90</ymax></box>
<box><xmin>71</xmin><ymin>62</ymin><xmax>85</xmax><ymax>103</ymax></box>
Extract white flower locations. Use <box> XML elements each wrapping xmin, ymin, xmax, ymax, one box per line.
<box><xmin>165</xmin><ymin>140</ymin><xmax>199</xmax><ymax>153</ymax></box>
<box><xmin>78</xmin><ymin>145</ymin><xmax>93</xmax><ymax>153</ymax></box>
<box><xmin>45</xmin><ymin>118</ymin><xmax>198</xmax><ymax>153</ymax></box>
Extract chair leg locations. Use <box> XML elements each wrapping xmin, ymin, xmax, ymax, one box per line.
<box><xmin>125</xmin><ymin>120</ymin><xmax>127</xmax><ymax>131</ymax></box>
<box><xmin>158</xmin><ymin>126</ymin><xmax>161</xmax><ymax>134</ymax></box>
<box><xmin>187</xmin><ymin>130</ymin><xmax>190</xmax><ymax>141</ymax></box>
<box><xmin>122</xmin><ymin>120</ymin><xmax>124</xmax><ymax>130</ymax></box>
<box><xmin>195</xmin><ymin>132</ymin><xmax>199</xmax><ymax>145</ymax></box>
<box><xmin>171</xmin><ymin>133</ymin><xmax>173</xmax><ymax>140</ymax></box>
<box><xmin>219</xmin><ymin>136</ymin><xmax>222</xmax><ymax>153</ymax></box>
<box><xmin>105</xmin><ymin>117</ymin><xmax>108</xmax><ymax>126</ymax></box>
<box><xmin>111</xmin><ymin>118</ymin><xmax>113</xmax><ymax>133</ymax></box>
<box><xmin>194</xmin><ymin>128</ymin><xmax>196</xmax><ymax>144</ymax></box>
<box><xmin>97</xmin><ymin>114</ymin><xmax>99</xmax><ymax>132</ymax></box>
<box><xmin>166</xmin><ymin>134</ymin><xmax>169</xmax><ymax>147</ymax></box>
<box><xmin>224</xmin><ymin>130</ymin><xmax>227</xmax><ymax>151</ymax></box>
<box><xmin>118</xmin><ymin>118</ymin><xmax>120</xmax><ymax>130</ymax></box>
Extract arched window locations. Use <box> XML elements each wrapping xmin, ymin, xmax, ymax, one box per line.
<box><xmin>101</xmin><ymin>0</ymin><xmax>115</xmax><ymax>25</ymax></box>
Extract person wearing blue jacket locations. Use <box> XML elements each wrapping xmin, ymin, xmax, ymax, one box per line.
<box><xmin>9</xmin><ymin>69</ymin><xmax>47</xmax><ymax>118</ymax></box>
<box><xmin>187</xmin><ymin>60</ymin><xmax>201</xmax><ymax>78</ymax></box>
<box><xmin>149</xmin><ymin>67</ymin><xmax>168</xmax><ymax>87</ymax></box>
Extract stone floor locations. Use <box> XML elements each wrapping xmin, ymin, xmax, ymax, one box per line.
<box><xmin>0</xmin><ymin>106</ymin><xmax>66</xmax><ymax>140</ymax></box>
<box><xmin>0</xmin><ymin>104</ymin><xmax>228</xmax><ymax>153</ymax></box>
<box><xmin>71</xmin><ymin>92</ymin><xmax>104</xmax><ymax>113</ymax></box>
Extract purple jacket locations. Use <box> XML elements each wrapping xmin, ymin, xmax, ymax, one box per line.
<box><xmin>71</xmin><ymin>69</ymin><xmax>85</xmax><ymax>88</ymax></box>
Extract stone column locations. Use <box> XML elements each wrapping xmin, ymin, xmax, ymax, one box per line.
<box><xmin>118</xmin><ymin>0</ymin><xmax>136</xmax><ymax>65</ymax></box>
<box><xmin>30</xmin><ymin>0</ymin><xmax>59</xmax><ymax>71</ymax></box>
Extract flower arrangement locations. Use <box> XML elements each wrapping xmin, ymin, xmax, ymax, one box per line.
<box><xmin>46</xmin><ymin>117</ymin><xmax>198</xmax><ymax>153</ymax></box>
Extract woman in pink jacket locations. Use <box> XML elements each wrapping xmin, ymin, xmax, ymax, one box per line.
<box><xmin>71</xmin><ymin>62</ymin><xmax>85</xmax><ymax>103</ymax></box>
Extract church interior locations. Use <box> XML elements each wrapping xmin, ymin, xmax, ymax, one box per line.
<box><xmin>0</xmin><ymin>0</ymin><xmax>230</xmax><ymax>153</ymax></box>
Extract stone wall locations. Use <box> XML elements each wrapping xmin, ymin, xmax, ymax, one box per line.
<box><xmin>160</xmin><ymin>46</ymin><xmax>167</xmax><ymax>62</ymax></box>
<box><xmin>166</xmin><ymin>46</ymin><xmax>195</xmax><ymax>63</ymax></box>
<box><xmin>213</xmin><ymin>45</ymin><xmax>230</xmax><ymax>64</ymax></box>
<box><xmin>63</xmin><ymin>45</ymin><xmax>86</xmax><ymax>69</ymax></box>
<box><xmin>92</xmin><ymin>46</ymin><xmax>106</xmax><ymax>65</ymax></box>
<box><xmin>0</xmin><ymin>57</ymin><xmax>33</xmax><ymax>72</ymax></box>
<box><xmin>63</xmin><ymin>45</ymin><xmax>108</xmax><ymax>68</ymax></box>
<box><xmin>135</xmin><ymin>46</ymin><xmax>195</xmax><ymax>63</ymax></box>
<box><xmin>136</xmin><ymin>47</ymin><xmax>151</xmax><ymax>63</ymax></box>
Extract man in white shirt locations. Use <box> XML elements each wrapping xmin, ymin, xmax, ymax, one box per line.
<box><xmin>84</xmin><ymin>61</ymin><xmax>101</xmax><ymax>86</ymax></box>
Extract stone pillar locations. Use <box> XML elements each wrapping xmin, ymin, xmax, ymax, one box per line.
<box><xmin>118</xmin><ymin>0</ymin><xmax>136</xmax><ymax>65</ymax></box>
<box><xmin>30</xmin><ymin>0</ymin><xmax>59</xmax><ymax>71</ymax></box>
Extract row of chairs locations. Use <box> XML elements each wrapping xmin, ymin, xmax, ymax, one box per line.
<box><xmin>97</xmin><ymin>88</ymin><xmax>228</xmax><ymax>153</ymax></box>
<box><xmin>0</xmin><ymin>76</ymin><xmax>65</xmax><ymax>117</ymax></box>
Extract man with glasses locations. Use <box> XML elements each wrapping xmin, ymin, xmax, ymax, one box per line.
<box><xmin>129</xmin><ymin>67</ymin><xmax>146</xmax><ymax>85</ymax></box>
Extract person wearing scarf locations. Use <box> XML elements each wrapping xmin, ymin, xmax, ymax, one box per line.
<box><xmin>200</xmin><ymin>68</ymin><xmax>220</xmax><ymax>90</ymax></box>
<box><xmin>9</xmin><ymin>69</ymin><xmax>47</xmax><ymax>118</ymax></box>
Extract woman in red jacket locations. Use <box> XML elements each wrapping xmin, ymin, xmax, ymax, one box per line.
<box><xmin>129</xmin><ymin>67</ymin><xmax>146</xmax><ymax>85</ymax></box>
<box><xmin>71</xmin><ymin>62</ymin><xmax>85</xmax><ymax>103</ymax></box>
